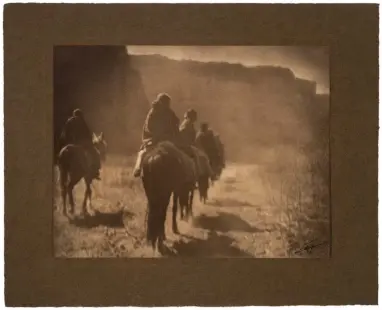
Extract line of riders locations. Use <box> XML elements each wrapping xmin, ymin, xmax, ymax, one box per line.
<box><xmin>59</xmin><ymin>93</ymin><xmax>226</xmax><ymax>187</ymax></box>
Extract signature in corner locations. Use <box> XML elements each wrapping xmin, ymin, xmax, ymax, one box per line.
<box><xmin>294</xmin><ymin>239</ymin><xmax>329</xmax><ymax>255</ymax></box>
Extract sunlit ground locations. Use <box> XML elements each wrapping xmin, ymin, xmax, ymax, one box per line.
<box><xmin>53</xmin><ymin>149</ymin><xmax>330</xmax><ymax>258</ymax></box>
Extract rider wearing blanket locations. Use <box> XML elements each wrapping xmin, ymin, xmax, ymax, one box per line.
<box><xmin>60</xmin><ymin>109</ymin><xmax>101</xmax><ymax>180</ymax></box>
<box><xmin>195</xmin><ymin>123</ymin><xmax>220</xmax><ymax>180</ymax></box>
<box><xmin>133</xmin><ymin>93</ymin><xmax>196</xmax><ymax>182</ymax></box>
<box><xmin>178</xmin><ymin>109</ymin><xmax>214</xmax><ymax>180</ymax></box>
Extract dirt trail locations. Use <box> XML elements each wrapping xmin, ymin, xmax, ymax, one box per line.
<box><xmin>156</xmin><ymin>164</ymin><xmax>283</xmax><ymax>258</ymax></box>
<box><xmin>54</xmin><ymin>159</ymin><xmax>328</xmax><ymax>258</ymax></box>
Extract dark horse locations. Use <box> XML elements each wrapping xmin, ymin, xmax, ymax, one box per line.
<box><xmin>172</xmin><ymin>146</ymin><xmax>207</xmax><ymax>233</ymax></box>
<box><xmin>57</xmin><ymin>132</ymin><xmax>107</xmax><ymax>217</ymax></box>
<box><xmin>193</xmin><ymin>148</ymin><xmax>213</xmax><ymax>204</ymax></box>
<box><xmin>141</xmin><ymin>142</ymin><xmax>195</xmax><ymax>251</ymax></box>
<box><xmin>172</xmin><ymin>146</ymin><xmax>219</xmax><ymax>227</ymax></box>
<box><xmin>198</xmin><ymin>174</ymin><xmax>210</xmax><ymax>204</ymax></box>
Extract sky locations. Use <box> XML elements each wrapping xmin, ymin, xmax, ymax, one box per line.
<box><xmin>126</xmin><ymin>46</ymin><xmax>329</xmax><ymax>94</ymax></box>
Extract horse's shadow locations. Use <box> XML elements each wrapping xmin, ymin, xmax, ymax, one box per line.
<box><xmin>69</xmin><ymin>209</ymin><xmax>134</xmax><ymax>228</ymax></box>
<box><xmin>207</xmin><ymin>197</ymin><xmax>259</xmax><ymax>208</ymax></box>
<box><xmin>192</xmin><ymin>212</ymin><xmax>264</xmax><ymax>233</ymax></box>
<box><xmin>160</xmin><ymin>231</ymin><xmax>253</xmax><ymax>257</ymax></box>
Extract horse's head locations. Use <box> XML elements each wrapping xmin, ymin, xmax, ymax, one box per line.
<box><xmin>93</xmin><ymin>132</ymin><xmax>107</xmax><ymax>162</ymax></box>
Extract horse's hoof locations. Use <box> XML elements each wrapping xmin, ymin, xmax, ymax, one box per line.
<box><xmin>79</xmin><ymin>211</ymin><xmax>88</xmax><ymax>219</ymax></box>
<box><xmin>87</xmin><ymin>209</ymin><xmax>95</xmax><ymax>217</ymax></box>
<box><xmin>66</xmin><ymin>213</ymin><xmax>74</xmax><ymax>221</ymax></box>
<box><xmin>158</xmin><ymin>243</ymin><xmax>165</xmax><ymax>254</ymax></box>
<box><xmin>173</xmin><ymin>226</ymin><xmax>180</xmax><ymax>235</ymax></box>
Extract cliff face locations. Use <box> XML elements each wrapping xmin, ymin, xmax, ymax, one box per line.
<box><xmin>54</xmin><ymin>49</ymin><xmax>328</xmax><ymax>161</ymax></box>
<box><xmin>129</xmin><ymin>54</ymin><xmax>329</xmax><ymax>161</ymax></box>
<box><xmin>54</xmin><ymin>46</ymin><xmax>149</xmax><ymax>154</ymax></box>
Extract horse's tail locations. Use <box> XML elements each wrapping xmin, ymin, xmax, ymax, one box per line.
<box><xmin>142</xmin><ymin>150</ymin><xmax>175</xmax><ymax>250</ymax></box>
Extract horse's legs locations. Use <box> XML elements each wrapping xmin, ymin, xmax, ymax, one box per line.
<box><xmin>203</xmin><ymin>185</ymin><xmax>208</xmax><ymax>204</ymax></box>
<box><xmin>146</xmin><ymin>202</ymin><xmax>156</xmax><ymax>249</ymax></box>
<box><xmin>62</xmin><ymin>188</ymin><xmax>68</xmax><ymax>216</ymax></box>
<box><xmin>198</xmin><ymin>178</ymin><xmax>204</xmax><ymax>203</ymax></box>
<box><xmin>178</xmin><ymin>189</ymin><xmax>185</xmax><ymax>220</ymax></box>
<box><xmin>184</xmin><ymin>188</ymin><xmax>190</xmax><ymax>221</ymax></box>
<box><xmin>146</xmin><ymin>202</ymin><xmax>152</xmax><ymax>244</ymax></box>
<box><xmin>62</xmin><ymin>181</ymin><xmax>68</xmax><ymax>216</ymax></box>
<box><xmin>149</xmin><ymin>197</ymin><xmax>165</xmax><ymax>252</ymax></box>
<box><xmin>172</xmin><ymin>192</ymin><xmax>179</xmax><ymax>234</ymax></box>
<box><xmin>157</xmin><ymin>192</ymin><xmax>172</xmax><ymax>253</ymax></box>
<box><xmin>205</xmin><ymin>183</ymin><xmax>209</xmax><ymax>202</ymax></box>
<box><xmin>198</xmin><ymin>177</ymin><xmax>208</xmax><ymax>204</ymax></box>
<box><xmin>161</xmin><ymin>192</ymin><xmax>171</xmax><ymax>241</ymax></box>
<box><xmin>82</xmin><ymin>180</ymin><xmax>92</xmax><ymax>216</ymax></box>
<box><xmin>188</xmin><ymin>188</ymin><xmax>194</xmax><ymax>219</ymax></box>
<box><xmin>59</xmin><ymin>167</ymin><xmax>68</xmax><ymax>216</ymax></box>
<box><xmin>67</xmin><ymin>180</ymin><xmax>76</xmax><ymax>215</ymax></box>
<box><xmin>180</xmin><ymin>203</ymin><xmax>185</xmax><ymax>220</ymax></box>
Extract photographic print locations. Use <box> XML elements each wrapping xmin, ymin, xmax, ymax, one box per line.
<box><xmin>53</xmin><ymin>45</ymin><xmax>330</xmax><ymax>258</ymax></box>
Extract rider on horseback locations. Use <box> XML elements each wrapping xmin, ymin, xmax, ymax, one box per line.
<box><xmin>214</xmin><ymin>132</ymin><xmax>226</xmax><ymax>169</ymax></box>
<box><xmin>133</xmin><ymin>93</ymin><xmax>180</xmax><ymax>177</ymax></box>
<box><xmin>178</xmin><ymin>109</ymin><xmax>214</xmax><ymax>180</ymax></box>
<box><xmin>179</xmin><ymin>109</ymin><xmax>198</xmax><ymax>147</ymax></box>
<box><xmin>60</xmin><ymin>109</ymin><xmax>101</xmax><ymax>180</ymax></box>
<box><xmin>195</xmin><ymin>122</ymin><xmax>220</xmax><ymax>179</ymax></box>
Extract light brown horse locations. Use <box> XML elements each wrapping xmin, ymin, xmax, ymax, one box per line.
<box><xmin>57</xmin><ymin>133</ymin><xmax>107</xmax><ymax>218</ymax></box>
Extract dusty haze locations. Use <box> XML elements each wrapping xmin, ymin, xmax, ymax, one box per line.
<box><xmin>127</xmin><ymin>46</ymin><xmax>329</xmax><ymax>94</ymax></box>
<box><xmin>126</xmin><ymin>47</ymin><xmax>329</xmax><ymax>163</ymax></box>
<box><xmin>54</xmin><ymin>46</ymin><xmax>330</xmax><ymax>258</ymax></box>
<box><xmin>54</xmin><ymin>45</ymin><xmax>329</xmax><ymax>162</ymax></box>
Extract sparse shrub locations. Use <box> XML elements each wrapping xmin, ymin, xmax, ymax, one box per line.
<box><xmin>260</xmin><ymin>142</ymin><xmax>330</xmax><ymax>258</ymax></box>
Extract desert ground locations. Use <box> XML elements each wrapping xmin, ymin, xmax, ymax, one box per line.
<box><xmin>53</xmin><ymin>146</ymin><xmax>330</xmax><ymax>258</ymax></box>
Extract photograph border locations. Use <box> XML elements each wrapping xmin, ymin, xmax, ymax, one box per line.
<box><xmin>4</xmin><ymin>3</ymin><xmax>378</xmax><ymax>306</ymax></box>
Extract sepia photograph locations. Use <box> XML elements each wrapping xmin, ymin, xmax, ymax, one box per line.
<box><xmin>53</xmin><ymin>45</ymin><xmax>330</xmax><ymax>258</ymax></box>
<box><xmin>5</xmin><ymin>3</ymin><xmax>378</xmax><ymax>305</ymax></box>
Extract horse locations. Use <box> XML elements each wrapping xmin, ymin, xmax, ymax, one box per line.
<box><xmin>171</xmin><ymin>143</ymin><xmax>221</xmax><ymax>232</ymax></box>
<box><xmin>213</xmin><ymin>134</ymin><xmax>226</xmax><ymax>179</ymax></box>
<box><xmin>57</xmin><ymin>132</ymin><xmax>107</xmax><ymax>218</ymax></box>
<box><xmin>141</xmin><ymin>142</ymin><xmax>180</xmax><ymax>251</ymax></box>
<box><xmin>141</xmin><ymin>141</ymin><xmax>196</xmax><ymax>251</ymax></box>
<box><xmin>190</xmin><ymin>147</ymin><xmax>213</xmax><ymax>204</ymax></box>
